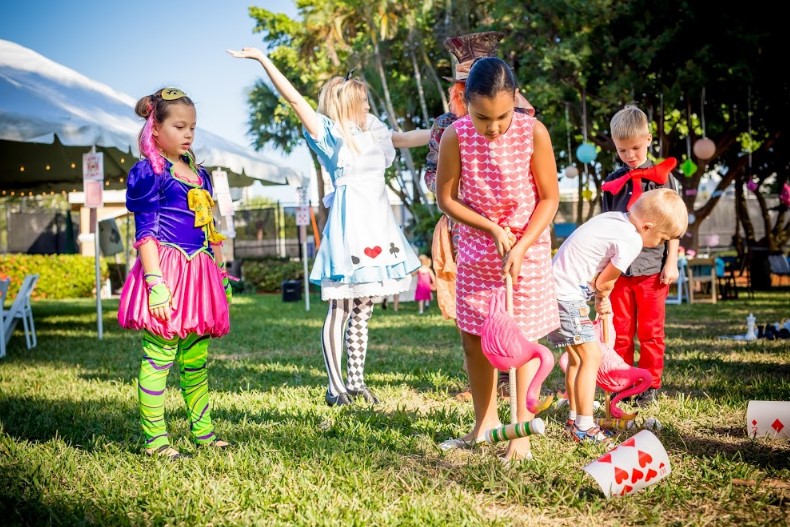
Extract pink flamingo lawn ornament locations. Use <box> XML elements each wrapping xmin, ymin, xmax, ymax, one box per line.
<box><xmin>559</xmin><ymin>316</ymin><xmax>652</xmax><ymax>420</ymax></box>
<box><xmin>481</xmin><ymin>274</ymin><xmax>555</xmax><ymax>421</ymax></box>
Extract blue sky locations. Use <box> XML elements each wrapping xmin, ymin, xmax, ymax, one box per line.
<box><xmin>0</xmin><ymin>0</ymin><xmax>315</xmax><ymax>190</ymax></box>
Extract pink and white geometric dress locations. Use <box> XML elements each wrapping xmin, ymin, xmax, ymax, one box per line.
<box><xmin>453</xmin><ymin>112</ymin><xmax>559</xmax><ymax>340</ymax></box>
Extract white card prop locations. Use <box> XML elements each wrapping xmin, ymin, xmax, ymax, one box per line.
<box><xmin>211</xmin><ymin>168</ymin><xmax>234</xmax><ymax>217</ymax></box>
<box><xmin>583</xmin><ymin>430</ymin><xmax>671</xmax><ymax>498</ymax></box>
<box><xmin>746</xmin><ymin>401</ymin><xmax>790</xmax><ymax>439</ymax></box>
<box><xmin>83</xmin><ymin>151</ymin><xmax>103</xmax><ymax>181</ymax></box>
<box><xmin>83</xmin><ymin>151</ymin><xmax>104</xmax><ymax>208</ymax></box>
<box><xmin>296</xmin><ymin>186</ymin><xmax>310</xmax><ymax>226</ymax></box>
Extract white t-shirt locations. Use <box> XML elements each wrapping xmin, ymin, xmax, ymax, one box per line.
<box><xmin>552</xmin><ymin>212</ymin><xmax>643</xmax><ymax>301</ymax></box>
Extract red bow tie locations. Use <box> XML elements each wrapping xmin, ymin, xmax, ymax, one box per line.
<box><xmin>602</xmin><ymin>157</ymin><xmax>677</xmax><ymax>209</ymax></box>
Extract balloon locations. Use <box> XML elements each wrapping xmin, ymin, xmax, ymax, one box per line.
<box><xmin>693</xmin><ymin>137</ymin><xmax>716</xmax><ymax>161</ymax></box>
<box><xmin>576</xmin><ymin>143</ymin><xmax>597</xmax><ymax>164</ymax></box>
<box><xmin>564</xmin><ymin>165</ymin><xmax>579</xmax><ymax>179</ymax></box>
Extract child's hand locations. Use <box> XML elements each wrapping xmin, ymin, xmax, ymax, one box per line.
<box><xmin>660</xmin><ymin>263</ymin><xmax>679</xmax><ymax>285</ymax></box>
<box><xmin>595</xmin><ymin>295</ymin><xmax>612</xmax><ymax>315</ymax></box>
<box><xmin>490</xmin><ymin>225</ymin><xmax>515</xmax><ymax>257</ymax></box>
<box><xmin>503</xmin><ymin>243</ymin><xmax>527</xmax><ymax>283</ymax></box>
<box><xmin>148</xmin><ymin>283</ymin><xmax>172</xmax><ymax>322</ymax></box>
<box><xmin>227</xmin><ymin>47</ymin><xmax>265</xmax><ymax>61</ymax></box>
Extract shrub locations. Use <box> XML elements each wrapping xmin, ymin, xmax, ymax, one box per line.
<box><xmin>0</xmin><ymin>254</ymin><xmax>109</xmax><ymax>299</ymax></box>
<box><xmin>240</xmin><ymin>257</ymin><xmax>308</xmax><ymax>293</ymax></box>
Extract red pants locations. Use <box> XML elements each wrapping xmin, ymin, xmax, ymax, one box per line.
<box><xmin>609</xmin><ymin>274</ymin><xmax>669</xmax><ymax>389</ymax></box>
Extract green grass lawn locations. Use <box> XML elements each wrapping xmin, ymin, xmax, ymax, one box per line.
<box><xmin>1</xmin><ymin>290</ymin><xmax>789</xmax><ymax>526</ymax></box>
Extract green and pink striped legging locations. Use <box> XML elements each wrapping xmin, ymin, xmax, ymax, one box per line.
<box><xmin>138</xmin><ymin>332</ymin><xmax>217</xmax><ymax>449</ymax></box>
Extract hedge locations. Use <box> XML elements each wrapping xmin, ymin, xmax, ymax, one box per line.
<box><xmin>240</xmin><ymin>256</ymin><xmax>309</xmax><ymax>293</ymax></box>
<box><xmin>0</xmin><ymin>254</ymin><xmax>109</xmax><ymax>300</ymax></box>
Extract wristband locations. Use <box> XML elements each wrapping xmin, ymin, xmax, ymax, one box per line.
<box><xmin>144</xmin><ymin>272</ymin><xmax>166</xmax><ymax>292</ymax></box>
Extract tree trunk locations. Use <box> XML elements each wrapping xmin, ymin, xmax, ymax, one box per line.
<box><xmin>410</xmin><ymin>47</ymin><xmax>430</xmax><ymax>125</ymax></box>
<box><xmin>310</xmin><ymin>151</ymin><xmax>328</xmax><ymax>233</ymax></box>
<box><xmin>421</xmin><ymin>47</ymin><xmax>448</xmax><ymax>113</ymax></box>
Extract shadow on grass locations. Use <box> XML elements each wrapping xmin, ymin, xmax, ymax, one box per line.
<box><xmin>0</xmin><ymin>395</ymin><xmax>138</xmax><ymax>451</ymax></box>
<box><xmin>673</xmin><ymin>427</ymin><xmax>790</xmax><ymax>471</ymax></box>
<box><xmin>0</xmin><ymin>493</ymin><xmax>133</xmax><ymax>527</ymax></box>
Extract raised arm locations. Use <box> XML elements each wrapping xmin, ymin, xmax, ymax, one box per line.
<box><xmin>227</xmin><ymin>47</ymin><xmax>321</xmax><ymax>138</ymax></box>
<box><xmin>392</xmin><ymin>129</ymin><xmax>430</xmax><ymax>148</ymax></box>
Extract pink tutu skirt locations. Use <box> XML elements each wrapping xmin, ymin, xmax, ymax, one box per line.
<box><xmin>117</xmin><ymin>246</ymin><xmax>230</xmax><ymax>340</ymax></box>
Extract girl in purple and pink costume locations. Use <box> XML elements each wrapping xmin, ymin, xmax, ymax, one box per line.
<box><xmin>117</xmin><ymin>87</ymin><xmax>232</xmax><ymax>460</ymax></box>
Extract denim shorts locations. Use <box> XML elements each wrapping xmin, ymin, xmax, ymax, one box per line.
<box><xmin>547</xmin><ymin>300</ymin><xmax>596</xmax><ymax>348</ymax></box>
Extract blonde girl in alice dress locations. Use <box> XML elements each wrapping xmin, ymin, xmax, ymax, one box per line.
<box><xmin>229</xmin><ymin>47</ymin><xmax>429</xmax><ymax>407</ymax></box>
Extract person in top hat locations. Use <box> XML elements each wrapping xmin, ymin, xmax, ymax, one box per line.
<box><xmin>425</xmin><ymin>31</ymin><xmax>533</xmax><ymax>401</ymax></box>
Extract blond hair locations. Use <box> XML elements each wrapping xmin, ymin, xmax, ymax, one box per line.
<box><xmin>317</xmin><ymin>77</ymin><xmax>369</xmax><ymax>154</ymax></box>
<box><xmin>610</xmin><ymin>104</ymin><xmax>649</xmax><ymax>141</ymax></box>
<box><xmin>630</xmin><ymin>188</ymin><xmax>688</xmax><ymax>239</ymax></box>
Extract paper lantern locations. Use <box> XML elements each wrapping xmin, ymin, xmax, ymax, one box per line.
<box><xmin>576</xmin><ymin>143</ymin><xmax>597</xmax><ymax>164</ymax></box>
<box><xmin>693</xmin><ymin>137</ymin><xmax>716</xmax><ymax>161</ymax></box>
<box><xmin>564</xmin><ymin>165</ymin><xmax>579</xmax><ymax>179</ymax></box>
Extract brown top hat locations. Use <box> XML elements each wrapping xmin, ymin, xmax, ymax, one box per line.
<box><xmin>443</xmin><ymin>31</ymin><xmax>505</xmax><ymax>82</ymax></box>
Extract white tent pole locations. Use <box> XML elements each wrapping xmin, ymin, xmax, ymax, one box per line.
<box><xmin>91</xmin><ymin>208</ymin><xmax>103</xmax><ymax>340</ymax></box>
<box><xmin>301</xmin><ymin>224</ymin><xmax>310</xmax><ymax>312</ymax></box>
<box><xmin>89</xmin><ymin>145</ymin><xmax>103</xmax><ymax>339</ymax></box>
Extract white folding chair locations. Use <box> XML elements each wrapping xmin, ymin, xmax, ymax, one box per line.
<box><xmin>0</xmin><ymin>278</ymin><xmax>10</xmax><ymax>358</ymax></box>
<box><xmin>1</xmin><ymin>273</ymin><xmax>39</xmax><ymax>351</ymax></box>
<box><xmin>666</xmin><ymin>259</ymin><xmax>690</xmax><ymax>304</ymax></box>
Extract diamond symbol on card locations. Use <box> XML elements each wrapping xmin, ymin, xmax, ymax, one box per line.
<box><xmin>772</xmin><ymin>419</ymin><xmax>784</xmax><ymax>433</ymax></box>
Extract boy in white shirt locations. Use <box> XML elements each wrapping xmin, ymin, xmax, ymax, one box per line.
<box><xmin>549</xmin><ymin>188</ymin><xmax>688</xmax><ymax>443</ymax></box>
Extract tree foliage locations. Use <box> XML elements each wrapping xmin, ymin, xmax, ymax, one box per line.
<box><xmin>242</xmin><ymin>0</ymin><xmax>788</xmax><ymax>253</ymax></box>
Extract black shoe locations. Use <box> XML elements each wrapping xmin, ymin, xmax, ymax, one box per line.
<box><xmin>347</xmin><ymin>385</ymin><xmax>380</xmax><ymax>405</ymax></box>
<box><xmin>325</xmin><ymin>390</ymin><xmax>352</xmax><ymax>407</ymax></box>
<box><xmin>635</xmin><ymin>388</ymin><xmax>659</xmax><ymax>407</ymax></box>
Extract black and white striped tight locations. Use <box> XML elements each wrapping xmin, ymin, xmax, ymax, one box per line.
<box><xmin>321</xmin><ymin>297</ymin><xmax>374</xmax><ymax>396</ymax></box>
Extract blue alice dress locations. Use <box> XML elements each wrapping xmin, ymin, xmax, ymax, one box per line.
<box><xmin>305</xmin><ymin>114</ymin><xmax>420</xmax><ymax>300</ymax></box>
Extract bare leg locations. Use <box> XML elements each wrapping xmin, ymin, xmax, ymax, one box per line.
<box><xmin>460</xmin><ymin>331</ymin><xmax>500</xmax><ymax>442</ymax></box>
<box><xmin>565</xmin><ymin>345</ymin><xmax>580</xmax><ymax>415</ymax></box>
<box><xmin>503</xmin><ymin>356</ymin><xmax>538</xmax><ymax>461</ymax></box>
<box><xmin>575</xmin><ymin>341</ymin><xmax>603</xmax><ymax>417</ymax></box>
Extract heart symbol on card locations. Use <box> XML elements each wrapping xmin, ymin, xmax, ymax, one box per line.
<box><xmin>637</xmin><ymin>450</ymin><xmax>653</xmax><ymax>467</ymax></box>
<box><xmin>614</xmin><ymin>467</ymin><xmax>629</xmax><ymax>484</ymax></box>
<box><xmin>621</xmin><ymin>437</ymin><xmax>637</xmax><ymax>448</ymax></box>
<box><xmin>645</xmin><ymin>468</ymin><xmax>658</xmax><ymax>482</ymax></box>
<box><xmin>364</xmin><ymin>246</ymin><xmax>382</xmax><ymax>258</ymax></box>
<box><xmin>631</xmin><ymin>468</ymin><xmax>644</xmax><ymax>483</ymax></box>
<box><xmin>621</xmin><ymin>485</ymin><xmax>633</xmax><ymax>495</ymax></box>
<box><xmin>599</xmin><ymin>453</ymin><xmax>613</xmax><ymax>464</ymax></box>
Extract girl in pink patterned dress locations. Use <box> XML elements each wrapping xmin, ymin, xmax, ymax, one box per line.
<box><xmin>436</xmin><ymin>57</ymin><xmax>560</xmax><ymax>462</ymax></box>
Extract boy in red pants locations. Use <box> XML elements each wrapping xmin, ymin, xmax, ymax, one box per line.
<box><xmin>601</xmin><ymin>104</ymin><xmax>681</xmax><ymax>407</ymax></box>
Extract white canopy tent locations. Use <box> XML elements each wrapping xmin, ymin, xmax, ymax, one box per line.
<box><xmin>0</xmin><ymin>38</ymin><xmax>300</xmax><ymax>191</ymax></box>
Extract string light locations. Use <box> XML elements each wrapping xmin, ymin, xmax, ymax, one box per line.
<box><xmin>20</xmin><ymin>166</ymin><xmax>24</xmax><ymax>172</ymax></box>
<box><xmin>45</xmin><ymin>164</ymin><xmax>51</xmax><ymax>171</ymax></box>
<box><xmin>70</xmin><ymin>163</ymin><xmax>76</xmax><ymax>169</ymax></box>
